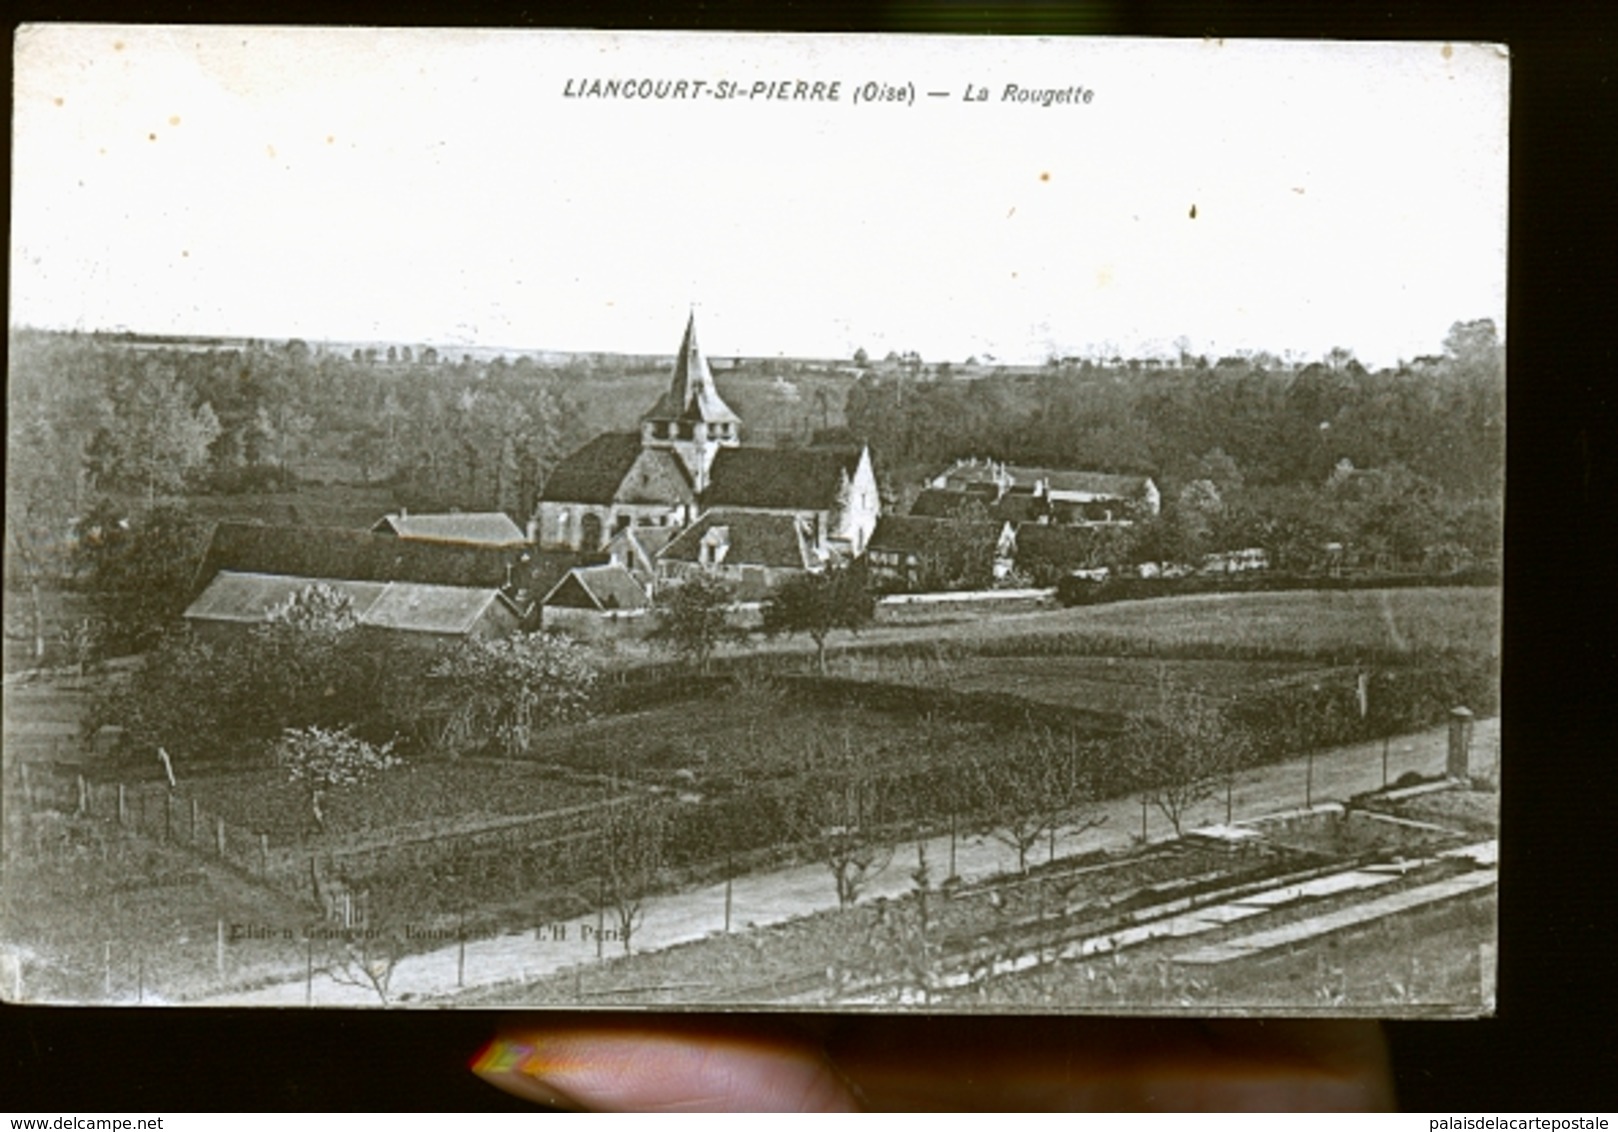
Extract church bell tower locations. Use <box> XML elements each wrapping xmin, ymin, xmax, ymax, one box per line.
<box><xmin>639</xmin><ymin>312</ymin><xmax>741</xmax><ymax>493</ymax></box>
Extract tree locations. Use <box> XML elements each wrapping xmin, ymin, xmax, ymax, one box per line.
<box><xmin>598</xmin><ymin>796</ymin><xmax>669</xmax><ymax>955</ymax></box>
<box><xmin>968</xmin><ymin>728</ymin><xmax>1105</xmax><ymax>874</ymax></box>
<box><xmin>648</xmin><ymin>574</ymin><xmax>743</xmax><ymax>675</ymax></box>
<box><xmin>913</xmin><ymin>522</ymin><xmax>998</xmax><ymax>592</ymax></box>
<box><xmin>276</xmin><ymin>725</ymin><xmax>400</xmax><ymax>835</ymax></box>
<box><xmin>1121</xmin><ymin>688</ymin><xmax>1251</xmax><ymax>837</ymax></box>
<box><xmin>74</xmin><ymin>501</ymin><xmax>208</xmax><ymax>655</ymax></box>
<box><xmin>427</xmin><ymin>632</ymin><xmax>597</xmax><ymax>758</ymax></box>
<box><xmin>787</xmin><ymin>728</ymin><xmax>894</xmax><ymax>909</ymax></box>
<box><xmin>760</xmin><ymin>563</ymin><xmax>874</xmax><ymax>675</ymax></box>
<box><xmin>6</xmin><ymin>407</ymin><xmax>86</xmax><ymax>660</ymax></box>
<box><xmin>86</xmin><ymin>369</ymin><xmax>220</xmax><ymax>506</ymax></box>
<box><xmin>853</xmin><ymin>347</ymin><xmax>870</xmax><ymax>368</ymax></box>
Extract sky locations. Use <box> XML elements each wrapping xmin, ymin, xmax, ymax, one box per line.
<box><xmin>12</xmin><ymin>28</ymin><xmax>1509</xmax><ymax>367</ymax></box>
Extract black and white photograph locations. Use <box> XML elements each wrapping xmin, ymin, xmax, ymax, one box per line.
<box><xmin>6</xmin><ymin>27</ymin><xmax>1506</xmax><ymax>1014</ymax></box>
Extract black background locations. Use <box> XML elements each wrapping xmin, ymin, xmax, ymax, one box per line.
<box><xmin>4</xmin><ymin>0</ymin><xmax>1615</xmax><ymax>1113</ymax></box>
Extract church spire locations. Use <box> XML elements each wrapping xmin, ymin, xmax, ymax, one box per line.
<box><xmin>643</xmin><ymin>312</ymin><xmax>740</xmax><ymax>425</ymax></box>
<box><xmin>639</xmin><ymin>311</ymin><xmax>741</xmax><ymax>492</ymax></box>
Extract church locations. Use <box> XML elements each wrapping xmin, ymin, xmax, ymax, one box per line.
<box><xmin>533</xmin><ymin>314</ymin><xmax>880</xmax><ymax>587</ymax></box>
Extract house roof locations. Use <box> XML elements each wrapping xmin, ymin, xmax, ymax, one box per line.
<box><xmin>606</xmin><ymin>524</ymin><xmax>678</xmax><ymax>575</ymax></box>
<box><xmin>363</xmin><ymin>582</ymin><xmax>515</xmax><ymax>635</ymax></box>
<box><xmin>372</xmin><ymin>511</ymin><xmax>527</xmax><ymax>547</ymax></box>
<box><xmin>541</xmin><ymin>564</ymin><xmax>651</xmax><ymax>611</ymax></box>
<box><xmin>910</xmin><ymin>487</ymin><xmax>1047</xmax><ymax>524</ymax></box>
<box><xmin>194</xmin><ymin>521</ymin><xmax>517</xmax><ymax>594</ymax></box>
<box><xmin>703</xmin><ymin>446</ymin><xmax>865</xmax><ymax>512</ymax></box>
<box><xmin>185</xmin><ymin>571</ymin><xmax>515</xmax><ymax>636</ymax></box>
<box><xmin>1002</xmin><ymin>465</ymin><xmax>1153</xmax><ymax>499</ymax></box>
<box><xmin>932</xmin><ymin>458</ymin><xmax>1152</xmax><ymax>500</ymax></box>
<box><xmin>659</xmin><ymin>509</ymin><xmax>818</xmax><ymax>570</ymax></box>
<box><xmin>867</xmin><ymin>515</ymin><xmax>1010</xmax><ymax>557</ymax></box>
<box><xmin>184</xmin><ymin>572</ymin><xmax>387</xmax><ymax>624</ymax></box>
<box><xmin>641</xmin><ymin>313</ymin><xmax>740</xmax><ymax>424</ymax></box>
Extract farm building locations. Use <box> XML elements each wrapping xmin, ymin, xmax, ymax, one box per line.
<box><xmin>925</xmin><ymin>458</ymin><xmax>1159</xmax><ymax>526</ymax></box>
<box><xmin>183</xmin><ymin>571</ymin><xmax>522</xmax><ymax>642</ymax></box>
<box><xmin>657</xmin><ymin>508</ymin><xmax>823</xmax><ymax>601</ymax></box>
<box><xmin>865</xmin><ymin>515</ymin><xmax>1017</xmax><ymax>591</ymax></box>
<box><xmin>371</xmin><ymin>510</ymin><xmax>528</xmax><ymax>548</ymax></box>
<box><xmin>540</xmin><ymin>564</ymin><xmax>652</xmax><ymax>633</ymax></box>
<box><xmin>190</xmin><ymin>520</ymin><xmax>572</xmax><ymax>628</ymax></box>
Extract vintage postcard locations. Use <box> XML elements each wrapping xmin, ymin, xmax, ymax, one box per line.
<box><xmin>5</xmin><ymin>28</ymin><xmax>1505</xmax><ymax>1013</ymax></box>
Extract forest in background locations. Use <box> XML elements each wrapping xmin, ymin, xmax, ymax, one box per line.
<box><xmin>6</xmin><ymin>319</ymin><xmax>1503</xmax><ymax>659</ymax></box>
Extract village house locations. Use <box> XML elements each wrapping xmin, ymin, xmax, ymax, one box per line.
<box><xmin>864</xmin><ymin>514</ymin><xmax>1017</xmax><ymax>592</ymax></box>
<box><xmin>539</xmin><ymin>563</ymin><xmax>653</xmax><ymax>634</ymax></box>
<box><xmin>924</xmin><ymin>458</ymin><xmax>1159</xmax><ymax>526</ymax></box>
<box><xmin>603</xmin><ymin>523</ymin><xmax>679</xmax><ymax>590</ymax></box>
<box><xmin>656</xmin><ymin>508</ymin><xmax>824</xmax><ymax>601</ymax></box>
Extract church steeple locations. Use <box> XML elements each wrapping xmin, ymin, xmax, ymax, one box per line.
<box><xmin>640</xmin><ymin>312</ymin><xmax>740</xmax><ymax>492</ymax></box>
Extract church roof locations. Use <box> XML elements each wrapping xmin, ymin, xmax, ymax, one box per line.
<box><xmin>703</xmin><ymin>446</ymin><xmax>865</xmax><ymax>512</ymax></box>
<box><xmin>539</xmin><ymin>433</ymin><xmax>644</xmax><ymax>504</ymax></box>
<box><xmin>640</xmin><ymin>313</ymin><xmax>740</xmax><ymax>424</ymax></box>
<box><xmin>538</xmin><ymin>434</ymin><xmax>696</xmax><ymax>507</ymax></box>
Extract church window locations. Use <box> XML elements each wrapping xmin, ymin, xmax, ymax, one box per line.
<box><xmin>581</xmin><ymin>513</ymin><xmax>603</xmax><ymax>551</ymax></box>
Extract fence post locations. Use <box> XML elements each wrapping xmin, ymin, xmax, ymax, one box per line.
<box><xmin>258</xmin><ymin>833</ymin><xmax>269</xmax><ymax>876</ymax></box>
<box><xmin>118</xmin><ymin>783</ymin><xmax>127</xmax><ymax>826</ymax></box>
<box><xmin>216</xmin><ymin>920</ymin><xmax>224</xmax><ymax>977</ymax></box>
<box><xmin>216</xmin><ymin>816</ymin><xmax>226</xmax><ymax>856</ymax></box>
<box><xmin>78</xmin><ymin>774</ymin><xmax>88</xmax><ymax>816</ymax></box>
<box><xmin>19</xmin><ymin>762</ymin><xmax>33</xmax><ymax>810</ymax></box>
<box><xmin>191</xmin><ymin>798</ymin><xmax>199</xmax><ymax>846</ymax></box>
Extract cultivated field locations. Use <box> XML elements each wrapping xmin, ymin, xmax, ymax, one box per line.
<box><xmin>820</xmin><ymin>586</ymin><xmax>1502</xmax><ymax>666</ymax></box>
<box><xmin>2</xmin><ymin>585</ymin><xmax>1501</xmax><ymax>1006</ymax></box>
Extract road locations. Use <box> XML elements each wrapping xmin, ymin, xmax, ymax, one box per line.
<box><xmin>195</xmin><ymin>716</ymin><xmax>1497</xmax><ymax>1006</ymax></box>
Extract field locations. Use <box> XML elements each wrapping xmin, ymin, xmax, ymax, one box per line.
<box><xmin>3</xmin><ymin>810</ymin><xmax>325</xmax><ymax>1003</ymax></box>
<box><xmin>821</xmin><ymin>587</ymin><xmax>1501</xmax><ymax>666</ymax></box>
<box><xmin>170</xmin><ymin>760</ymin><xmax>611</xmax><ymax>850</ymax></box>
<box><xmin>834</xmin><ymin>653</ymin><xmax>1344</xmax><ymax>717</ymax></box>
<box><xmin>3</xmin><ymin>585</ymin><xmax>1500</xmax><ymax>1005</ymax></box>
